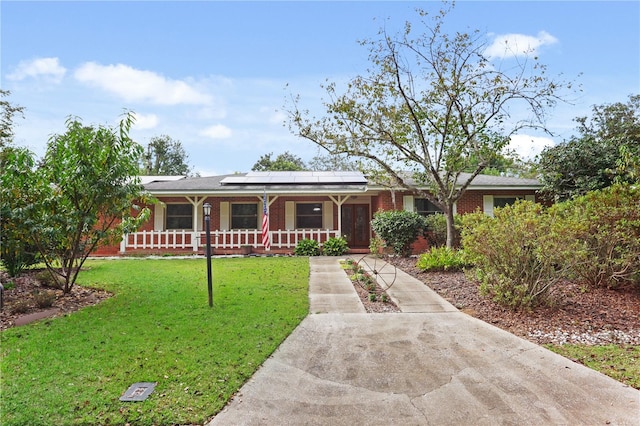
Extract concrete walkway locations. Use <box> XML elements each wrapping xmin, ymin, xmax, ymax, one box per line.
<box><xmin>209</xmin><ymin>256</ymin><xmax>639</xmax><ymax>425</ymax></box>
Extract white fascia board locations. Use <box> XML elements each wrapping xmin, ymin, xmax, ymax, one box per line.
<box><xmin>148</xmin><ymin>189</ymin><xmax>371</xmax><ymax>197</ymax></box>
<box><xmin>460</xmin><ymin>185</ymin><xmax>541</xmax><ymax>191</ymax></box>
<box><xmin>370</xmin><ymin>185</ymin><xmax>540</xmax><ymax>192</ymax></box>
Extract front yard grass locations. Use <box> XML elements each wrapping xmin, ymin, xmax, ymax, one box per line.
<box><xmin>546</xmin><ymin>344</ymin><xmax>640</xmax><ymax>389</ymax></box>
<box><xmin>0</xmin><ymin>257</ymin><xmax>309</xmax><ymax>426</ymax></box>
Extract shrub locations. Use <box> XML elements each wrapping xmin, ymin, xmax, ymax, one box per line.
<box><xmin>0</xmin><ymin>241</ymin><xmax>39</xmax><ymax>278</ymax></box>
<box><xmin>368</xmin><ymin>236</ymin><xmax>384</xmax><ymax>257</ymax></box>
<box><xmin>33</xmin><ymin>290</ymin><xmax>56</xmax><ymax>308</ymax></box>
<box><xmin>550</xmin><ymin>184</ymin><xmax>640</xmax><ymax>288</ymax></box>
<box><xmin>322</xmin><ymin>236</ymin><xmax>349</xmax><ymax>256</ymax></box>
<box><xmin>370</xmin><ymin>210</ymin><xmax>428</xmax><ymax>257</ymax></box>
<box><xmin>294</xmin><ymin>239</ymin><xmax>321</xmax><ymax>256</ymax></box>
<box><xmin>36</xmin><ymin>270</ymin><xmax>63</xmax><ymax>289</ymax></box>
<box><xmin>461</xmin><ymin>200</ymin><xmax>566</xmax><ymax>309</ymax></box>
<box><xmin>415</xmin><ymin>247</ymin><xmax>470</xmax><ymax>272</ymax></box>
<box><xmin>424</xmin><ymin>213</ymin><xmax>462</xmax><ymax>248</ymax></box>
<box><xmin>11</xmin><ymin>300</ymin><xmax>30</xmax><ymax>314</ymax></box>
<box><xmin>340</xmin><ymin>258</ymin><xmax>357</xmax><ymax>270</ymax></box>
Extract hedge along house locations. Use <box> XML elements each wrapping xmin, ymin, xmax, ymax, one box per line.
<box><xmin>94</xmin><ymin>171</ymin><xmax>541</xmax><ymax>256</ymax></box>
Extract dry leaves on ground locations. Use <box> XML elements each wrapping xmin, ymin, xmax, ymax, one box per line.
<box><xmin>0</xmin><ymin>270</ymin><xmax>112</xmax><ymax>331</ymax></box>
<box><xmin>389</xmin><ymin>256</ymin><xmax>640</xmax><ymax>346</ymax></box>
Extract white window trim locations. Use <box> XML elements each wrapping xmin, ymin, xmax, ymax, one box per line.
<box><xmin>220</xmin><ymin>201</ymin><xmax>230</xmax><ymax>231</ymax></box>
<box><xmin>154</xmin><ymin>202</ymin><xmax>166</xmax><ymax>230</ymax></box>
<box><xmin>483</xmin><ymin>194</ymin><xmax>535</xmax><ymax>217</ymax></box>
<box><xmin>404</xmin><ymin>194</ymin><xmax>455</xmax><ymax>215</ymax></box>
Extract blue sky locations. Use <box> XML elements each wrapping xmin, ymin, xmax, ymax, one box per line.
<box><xmin>2</xmin><ymin>1</ymin><xmax>639</xmax><ymax>176</ymax></box>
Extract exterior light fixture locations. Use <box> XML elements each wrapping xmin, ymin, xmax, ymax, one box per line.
<box><xmin>203</xmin><ymin>202</ymin><xmax>213</xmax><ymax>307</ymax></box>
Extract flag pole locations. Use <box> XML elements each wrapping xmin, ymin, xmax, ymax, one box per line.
<box><xmin>262</xmin><ymin>187</ymin><xmax>271</xmax><ymax>251</ymax></box>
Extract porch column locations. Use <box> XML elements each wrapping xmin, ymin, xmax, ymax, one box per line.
<box><xmin>186</xmin><ymin>196</ymin><xmax>205</xmax><ymax>231</ymax></box>
<box><xmin>328</xmin><ymin>195</ymin><xmax>350</xmax><ymax>236</ymax></box>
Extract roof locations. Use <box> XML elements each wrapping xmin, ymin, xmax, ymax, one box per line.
<box><xmin>139</xmin><ymin>175</ymin><xmax>186</xmax><ymax>185</ymax></box>
<box><xmin>142</xmin><ymin>171</ymin><xmax>540</xmax><ymax>196</ymax></box>
<box><xmin>394</xmin><ymin>172</ymin><xmax>540</xmax><ymax>190</ymax></box>
<box><xmin>220</xmin><ymin>171</ymin><xmax>367</xmax><ymax>185</ymax></box>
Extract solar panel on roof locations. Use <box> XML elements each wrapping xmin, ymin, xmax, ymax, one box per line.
<box><xmin>220</xmin><ymin>170</ymin><xmax>367</xmax><ymax>185</ymax></box>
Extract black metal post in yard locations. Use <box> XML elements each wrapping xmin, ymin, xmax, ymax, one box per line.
<box><xmin>203</xmin><ymin>203</ymin><xmax>213</xmax><ymax>307</ymax></box>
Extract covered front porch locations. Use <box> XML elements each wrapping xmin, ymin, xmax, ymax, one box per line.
<box><xmin>119</xmin><ymin>228</ymin><xmax>345</xmax><ymax>255</ymax></box>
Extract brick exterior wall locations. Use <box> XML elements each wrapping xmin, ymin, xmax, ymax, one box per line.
<box><xmin>93</xmin><ymin>188</ymin><xmax>539</xmax><ymax>257</ymax></box>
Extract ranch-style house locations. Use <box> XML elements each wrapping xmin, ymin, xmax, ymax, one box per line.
<box><xmin>95</xmin><ymin>171</ymin><xmax>540</xmax><ymax>256</ymax></box>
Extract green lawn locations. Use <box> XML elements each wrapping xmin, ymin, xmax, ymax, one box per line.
<box><xmin>1</xmin><ymin>257</ymin><xmax>309</xmax><ymax>426</ymax></box>
<box><xmin>546</xmin><ymin>344</ymin><xmax>640</xmax><ymax>389</ymax></box>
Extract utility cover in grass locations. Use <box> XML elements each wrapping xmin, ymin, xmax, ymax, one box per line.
<box><xmin>119</xmin><ymin>382</ymin><xmax>156</xmax><ymax>401</ymax></box>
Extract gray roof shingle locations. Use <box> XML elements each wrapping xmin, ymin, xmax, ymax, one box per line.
<box><xmin>142</xmin><ymin>171</ymin><xmax>539</xmax><ymax>194</ymax></box>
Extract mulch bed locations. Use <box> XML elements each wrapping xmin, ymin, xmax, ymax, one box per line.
<box><xmin>0</xmin><ymin>270</ymin><xmax>112</xmax><ymax>331</ymax></box>
<box><xmin>388</xmin><ymin>256</ymin><xmax>640</xmax><ymax>346</ymax></box>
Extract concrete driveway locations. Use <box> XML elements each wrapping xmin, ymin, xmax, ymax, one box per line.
<box><xmin>209</xmin><ymin>256</ymin><xmax>639</xmax><ymax>425</ymax></box>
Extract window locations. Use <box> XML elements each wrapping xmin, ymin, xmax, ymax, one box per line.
<box><xmin>296</xmin><ymin>203</ymin><xmax>323</xmax><ymax>229</ymax></box>
<box><xmin>493</xmin><ymin>197</ymin><xmax>520</xmax><ymax>209</ymax></box>
<box><xmin>231</xmin><ymin>203</ymin><xmax>258</xmax><ymax>229</ymax></box>
<box><xmin>166</xmin><ymin>204</ymin><xmax>193</xmax><ymax>230</ymax></box>
<box><xmin>483</xmin><ymin>194</ymin><xmax>535</xmax><ymax>217</ymax></box>
<box><xmin>415</xmin><ymin>198</ymin><xmax>442</xmax><ymax>216</ymax></box>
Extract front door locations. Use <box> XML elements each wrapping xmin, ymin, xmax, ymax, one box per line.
<box><xmin>341</xmin><ymin>204</ymin><xmax>370</xmax><ymax>248</ymax></box>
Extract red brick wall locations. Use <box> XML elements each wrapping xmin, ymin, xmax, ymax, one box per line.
<box><xmin>94</xmin><ymin>189</ymin><xmax>539</xmax><ymax>257</ymax></box>
<box><xmin>456</xmin><ymin>190</ymin><xmax>538</xmax><ymax>214</ymax></box>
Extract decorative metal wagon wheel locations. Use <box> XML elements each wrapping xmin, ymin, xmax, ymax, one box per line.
<box><xmin>353</xmin><ymin>255</ymin><xmax>397</xmax><ymax>292</ymax></box>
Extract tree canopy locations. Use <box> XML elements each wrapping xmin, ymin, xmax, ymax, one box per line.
<box><xmin>251</xmin><ymin>151</ymin><xmax>307</xmax><ymax>171</ymax></box>
<box><xmin>141</xmin><ymin>135</ymin><xmax>192</xmax><ymax>176</ymax></box>
<box><xmin>537</xmin><ymin>94</ymin><xmax>640</xmax><ymax>201</ymax></box>
<box><xmin>1</xmin><ymin>147</ymin><xmax>40</xmax><ymax>276</ymax></box>
<box><xmin>0</xmin><ymin>90</ymin><xmax>24</xmax><ymax>149</ymax></box>
<box><xmin>288</xmin><ymin>3</ymin><xmax>573</xmax><ymax>247</ymax></box>
<box><xmin>308</xmin><ymin>150</ymin><xmax>360</xmax><ymax>171</ymax></box>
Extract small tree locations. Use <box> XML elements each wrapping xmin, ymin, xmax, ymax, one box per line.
<box><xmin>29</xmin><ymin>113</ymin><xmax>151</xmax><ymax>293</ymax></box>
<box><xmin>370</xmin><ymin>210</ymin><xmax>428</xmax><ymax>257</ymax></box>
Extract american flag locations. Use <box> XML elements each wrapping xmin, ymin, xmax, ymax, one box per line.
<box><xmin>262</xmin><ymin>189</ymin><xmax>270</xmax><ymax>250</ymax></box>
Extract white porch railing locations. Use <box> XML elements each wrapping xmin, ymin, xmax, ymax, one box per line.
<box><xmin>120</xmin><ymin>229</ymin><xmax>341</xmax><ymax>253</ymax></box>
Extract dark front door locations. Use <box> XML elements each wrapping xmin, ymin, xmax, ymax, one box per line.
<box><xmin>341</xmin><ymin>204</ymin><xmax>370</xmax><ymax>248</ymax></box>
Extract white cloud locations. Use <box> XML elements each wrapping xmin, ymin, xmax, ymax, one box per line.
<box><xmin>7</xmin><ymin>57</ymin><xmax>67</xmax><ymax>83</ymax></box>
<box><xmin>132</xmin><ymin>112</ymin><xmax>159</xmax><ymax>130</ymax></box>
<box><xmin>74</xmin><ymin>62</ymin><xmax>212</xmax><ymax>105</ymax></box>
<box><xmin>486</xmin><ymin>31</ymin><xmax>558</xmax><ymax>59</ymax></box>
<box><xmin>508</xmin><ymin>134</ymin><xmax>555</xmax><ymax>160</ymax></box>
<box><xmin>200</xmin><ymin>124</ymin><xmax>233</xmax><ymax>139</ymax></box>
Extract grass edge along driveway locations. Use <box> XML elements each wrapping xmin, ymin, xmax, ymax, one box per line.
<box><xmin>1</xmin><ymin>257</ymin><xmax>309</xmax><ymax>426</ymax></box>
